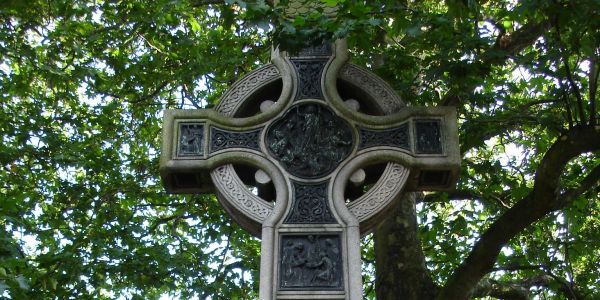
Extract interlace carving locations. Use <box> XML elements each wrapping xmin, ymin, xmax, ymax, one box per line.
<box><xmin>209</xmin><ymin>127</ymin><xmax>262</xmax><ymax>153</ymax></box>
<box><xmin>348</xmin><ymin>163</ymin><xmax>409</xmax><ymax>222</ymax></box>
<box><xmin>284</xmin><ymin>181</ymin><xmax>336</xmax><ymax>224</ymax></box>
<box><xmin>279</xmin><ymin>234</ymin><xmax>343</xmax><ymax>290</ymax></box>
<box><xmin>292</xmin><ymin>60</ymin><xmax>327</xmax><ymax>100</ymax></box>
<box><xmin>211</xmin><ymin>165</ymin><xmax>273</xmax><ymax>223</ymax></box>
<box><xmin>160</xmin><ymin>39</ymin><xmax>460</xmax><ymax>300</ymax></box>
<box><xmin>266</xmin><ymin>103</ymin><xmax>353</xmax><ymax>178</ymax></box>
<box><xmin>292</xmin><ymin>43</ymin><xmax>332</xmax><ymax>57</ymax></box>
<box><xmin>339</xmin><ymin>64</ymin><xmax>404</xmax><ymax>112</ymax></box>
<box><xmin>358</xmin><ymin>123</ymin><xmax>410</xmax><ymax>150</ymax></box>
<box><xmin>215</xmin><ymin>64</ymin><xmax>280</xmax><ymax>117</ymax></box>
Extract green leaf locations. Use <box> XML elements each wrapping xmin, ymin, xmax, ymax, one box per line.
<box><xmin>187</xmin><ymin>17</ymin><xmax>201</xmax><ymax>33</ymax></box>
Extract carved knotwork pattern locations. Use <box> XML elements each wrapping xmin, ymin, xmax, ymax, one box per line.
<box><xmin>415</xmin><ymin>120</ymin><xmax>442</xmax><ymax>154</ymax></box>
<box><xmin>293</xmin><ymin>60</ymin><xmax>327</xmax><ymax>100</ymax></box>
<box><xmin>279</xmin><ymin>234</ymin><xmax>343</xmax><ymax>290</ymax></box>
<box><xmin>284</xmin><ymin>181</ymin><xmax>336</xmax><ymax>224</ymax></box>
<box><xmin>339</xmin><ymin>64</ymin><xmax>404</xmax><ymax>112</ymax></box>
<box><xmin>348</xmin><ymin>163</ymin><xmax>409</xmax><ymax>221</ymax></box>
<box><xmin>178</xmin><ymin>123</ymin><xmax>204</xmax><ymax>156</ymax></box>
<box><xmin>215</xmin><ymin>64</ymin><xmax>280</xmax><ymax>117</ymax></box>
<box><xmin>209</xmin><ymin>127</ymin><xmax>262</xmax><ymax>153</ymax></box>
<box><xmin>212</xmin><ymin>165</ymin><xmax>273</xmax><ymax>222</ymax></box>
<box><xmin>266</xmin><ymin>103</ymin><xmax>353</xmax><ymax>178</ymax></box>
<box><xmin>292</xmin><ymin>43</ymin><xmax>332</xmax><ymax>57</ymax></box>
<box><xmin>358</xmin><ymin>123</ymin><xmax>410</xmax><ymax>150</ymax></box>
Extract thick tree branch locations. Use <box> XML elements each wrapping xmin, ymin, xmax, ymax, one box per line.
<box><xmin>436</xmin><ymin>125</ymin><xmax>600</xmax><ymax>300</ymax></box>
<box><xmin>473</xmin><ymin>273</ymin><xmax>585</xmax><ymax>300</ymax></box>
<box><xmin>484</xmin><ymin>21</ymin><xmax>551</xmax><ymax>65</ymax></box>
<box><xmin>472</xmin><ymin>278</ymin><xmax>530</xmax><ymax>300</ymax></box>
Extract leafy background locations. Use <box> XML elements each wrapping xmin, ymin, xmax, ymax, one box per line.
<box><xmin>1</xmin><ymin>0</ymin><xmax>598</xmax><ymax>299</ymax></box>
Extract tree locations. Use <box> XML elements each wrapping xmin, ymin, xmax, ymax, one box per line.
<box><xmin>0</xmin><ymin>0</ymin><xmax>598</xmax><ymax>299</ymax></box>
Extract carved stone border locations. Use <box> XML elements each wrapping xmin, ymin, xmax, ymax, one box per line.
<box><xmin>336</xmin><ymin>63</ymin><xmax>409</xmax><ymax>235</ymax></box>
<box><xmin>210</xmin><ymin>164</ymin><xmax>274</xmax><ymax>236</ymax></box>
<box><xmin>347</xmin><ymin>163</ymin><xmax>409</xmax><ymax>234</ymax></box>
<box><xmin>215</xmin><ymin>64</ymin><xmax>280</xmax><ymax>117</ymax></box>
<box><xmin>210</xmin><ymin>63</ymin><xmax>285</xmax><ymax>237</ymax></box>
<box><xmin>209</xmin><ymin>58</ymin><xmax>412</xmax><ymax>238</ymax></box>
<box><xmin>214</xmin><ymin>62</ymin><xmax>405</xmax><ymax>118</ymax></box>
<box><xmin>338</xmin><ymin>64</ymin><xmax>405</xmax><ymax>113</ymax></box>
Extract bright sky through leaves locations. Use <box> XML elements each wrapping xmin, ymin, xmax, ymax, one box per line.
<box><xmin>1</xmin><ymin>0</ymin><xmax>599</xmax><ymax>299</ymax></box>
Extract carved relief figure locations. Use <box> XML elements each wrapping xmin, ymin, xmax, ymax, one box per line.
<box><xmin>280</xmin><ymin>235</ymin><xmax>342</xmax><ymax>289</ymax></box>
<box><xmin>309</xmin><ymin>251</ymin><xmax>334</xmax><ymax>282</ymax></box>
<box><xmin>179</xmin><ymin>124</ymin><xmax>203</xmax><ymax>155</ymax></box>
<box><xmin>415</xmin><ymin>120</ymin><xmax>442</xmax><ymax>154</ymax></box>
<box><xmin>271</xmin><ymin>129</ymin><xmax>295</xmax><ymax>164</ymax></box>
<box><xmin>266</xmin><ymin>103</ymin><xmax>353</xmax><ymax>178</ymax></box>
<box><xmin>282</xmin><ymin>240</ymin><xmax>307</xmax><ymax>285</ymax></box>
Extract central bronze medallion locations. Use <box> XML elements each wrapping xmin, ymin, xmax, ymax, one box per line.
<box><xmin>266</xmin><ymin>103</ymin><xmax>354</xmax><ymax>178</ymax></box>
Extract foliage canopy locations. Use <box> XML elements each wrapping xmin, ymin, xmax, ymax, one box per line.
<box><xmin>1</xmin><ymin>0</ymin><xmax>598</xmax><ymax>299</ymax></box>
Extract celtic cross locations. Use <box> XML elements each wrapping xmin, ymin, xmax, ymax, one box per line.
<box><xmin>160</xmin><ymin>41</ymin><xmax>460</xmax><ymax>299</ymax></box>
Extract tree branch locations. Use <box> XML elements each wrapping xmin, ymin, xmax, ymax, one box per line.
<box><xmin>436</xmin><ymin>125</ymin><xmax>600</xmax><ymax>300</ymax></box>
<box><xmin>459</xmin><ymin>112</ymin><xmax>540</xmax><ymax>154</ymax></box>
<box><xmin>561</xmin><ymin>78</ymin><xmax>575</xmax><ymax>128</ymax></box>
<box><xmin>191</xmin><ymin>0</ymin><xmax>225</xmax><ymax>6</ymax></box>
<box><xmin>131</xmin><ymin>81</ymin><xmax>170</xmax><ymax>104</ymax></box>
<box><xmin>484</xmin><ymin>21</ymin><xmax>551</xmax><ymax>65</ymax></box>
<box><xmin>441</xmin><ymin>20</ymin><xmax>551</xmax><ymax>106</ymax></box>
<box><xmin>490</xmin><ymin>264</ymin><xmax>587</xmax><ymax>299</ymax></box>
<box><xmin>554</xmin><ymin>163</ymin><xmax>600</xmax><ymax>209</ymax></box>
<box><xmin>477</xmin><ymin>274</ymin><xmax>584</xmax><ymax>300</ymax></box>
<box><xmin>420</xmin><ymin>190</ymin><xmax>475</xmax><ymax>202</ymax></box>
<box><xmin>589</xmin><ymin>51</ymin><xmax>599</xmax><ymax>125</ymax></box>
<box><xmin>563</xmin><ymin>58</ymin><xmax>587</xmax><ymax>124</ymax></box>
<box><xmin>490</xmin><ymin>264</ymin><xmax>546</xmax><ymax>272</ymax></box>
<box><xmin>472</xmin><ymin>278</ymin><xmax>530</xmax><ymax>300</ymax></box>
<box><xmin>420</xmin><ymin>190</ymin><xmax>511</xmax><ymax>209</ymax></box>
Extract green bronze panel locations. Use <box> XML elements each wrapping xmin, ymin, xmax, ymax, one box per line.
<box><xmin>266</xmin><ymin>103</ymin><xmax>354</xmax><ymax>178</ymax></box>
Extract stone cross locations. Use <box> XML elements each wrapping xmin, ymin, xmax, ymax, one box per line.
<box><xmin>160</xmin><ymin>40</ymin><xmax>460</xmax><ymax>299</ymax></box>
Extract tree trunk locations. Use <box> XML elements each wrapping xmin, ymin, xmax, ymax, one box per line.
<box><xmin>374</xmin><ymin>193</ymin><xmax>436</xmax><ymax>300</ymax></box>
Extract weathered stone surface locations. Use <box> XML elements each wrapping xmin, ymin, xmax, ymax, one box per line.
<box><xmin>159</xmin><ymin>40</ymin><xmax>460</xmax><ymax>299</ymax></box>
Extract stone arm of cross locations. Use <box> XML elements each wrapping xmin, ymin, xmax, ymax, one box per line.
<box><xmin>159</xmin><ymin>40</ymin><xmax>460</xmax><ymax>237</ymax></box>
